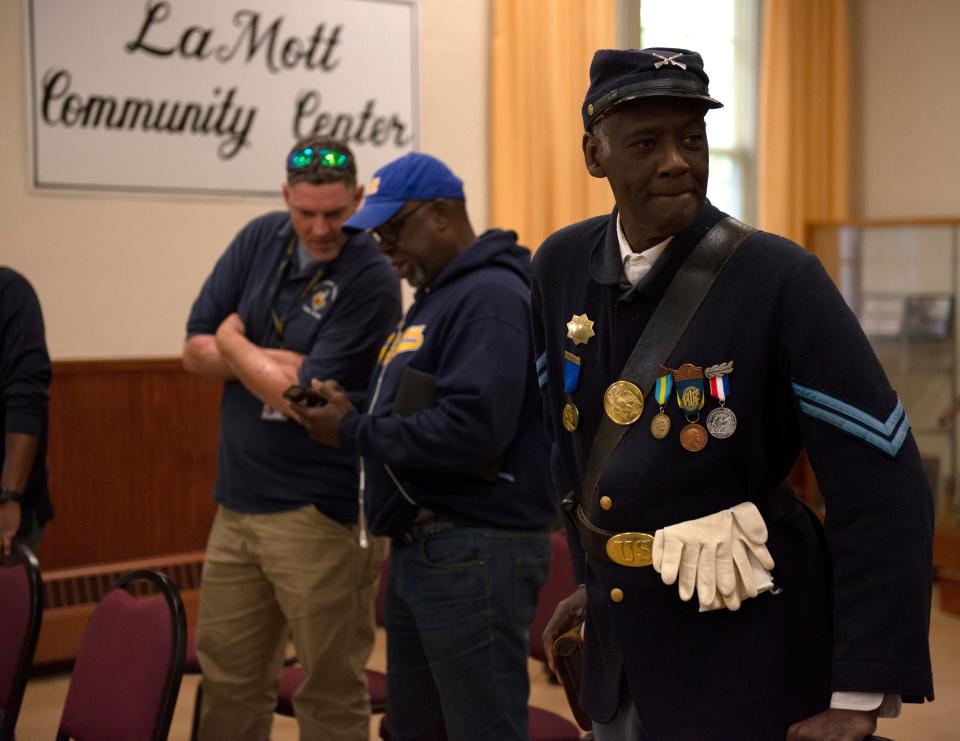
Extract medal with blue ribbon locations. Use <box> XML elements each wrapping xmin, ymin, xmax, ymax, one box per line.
<box><xmin>561</xmin><ymin>313</ymin><xmax>594</xmax><ymax>432</ymax></box>
<box><xmin>651</xmin><ymin>367</ymin><xmax>673</xmax><ymax>439</ymax></box>
<box><xmin>705</xmin><ymin>361</ymin><xmax>737</xmax><ymax>439</ymax></box>
<box><xmin>673</xmin><ymin>363</ymin><xmax>708</xmax><ymax>451</ymax></box>
<box><xmin>562</xmin><ymin>351</ymin><xmax>582</xmax><ymax>431</ymax></box>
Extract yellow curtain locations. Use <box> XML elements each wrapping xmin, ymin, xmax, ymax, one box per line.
<box><xmin>490</xmin><ymin>0</ymin><xmax>616</xmax><ymax>252</ymax></box>
<box><xmin>758</xmin><ymin>0</ymin><xmax>850</xmax><ymax>247</ymax></box>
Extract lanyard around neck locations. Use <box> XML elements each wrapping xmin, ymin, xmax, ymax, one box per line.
<box><xmin>268</xmin><ymin>236</ymin><xmax>326</xmax><ymax>348</ymax></box>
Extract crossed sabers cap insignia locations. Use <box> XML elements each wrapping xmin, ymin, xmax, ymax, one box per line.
<box><xmin>651</xmin><ymin>52</ymin><xmax>687</xmax><ymax>70</ymax></box>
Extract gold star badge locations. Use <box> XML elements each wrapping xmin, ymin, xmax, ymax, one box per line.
<box><xmin>566</xmin><ymin>313</ymin><xmax>595</xmax><ymax>345</ymax></box>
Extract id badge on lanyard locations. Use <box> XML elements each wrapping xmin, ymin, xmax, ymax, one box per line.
<box><xmin>260</xmin><ymin>237</ymin><xmax>325</xmax><ymax>421</ymax></box>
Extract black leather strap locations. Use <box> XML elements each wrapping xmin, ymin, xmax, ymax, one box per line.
<box><xmin>581</xmin><ymin>217</ymin><xmax>756</xmax><ymax>517</ymax></box>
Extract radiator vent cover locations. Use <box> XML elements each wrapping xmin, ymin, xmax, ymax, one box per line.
<box><xmin>43</xmin><ymin>550</ymin><xmax>204</xmax><ymax>609</ymax></box>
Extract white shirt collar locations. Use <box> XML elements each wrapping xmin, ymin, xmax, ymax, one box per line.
<box><xmin>617</xmin><ymin>214</ymin><xmax>672</xmax><ymax>286</ymax></box>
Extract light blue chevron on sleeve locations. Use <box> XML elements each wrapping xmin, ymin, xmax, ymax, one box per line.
<box><xmin>792</xmin><ymin>382</ymin><xmax>910</xmax><ymax>457</ymax></box>
<box><xmin>536</xmin><ymin>352</ymin><xmax>548</xmax><ymax>389</ymax></box>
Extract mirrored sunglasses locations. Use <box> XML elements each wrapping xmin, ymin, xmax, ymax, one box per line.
<box><xmin>287</xmin><ymin>147</ymin><xmax>350</xmax><ymax>171</ymax></box>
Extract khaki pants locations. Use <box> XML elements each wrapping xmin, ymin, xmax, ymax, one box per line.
<box><xmin>196</xmin><ymin>505</ymin><xmax>383</xmax><ymax>741</ymax></box>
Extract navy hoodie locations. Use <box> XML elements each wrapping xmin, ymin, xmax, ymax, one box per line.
<box><xmin>339</xmin><ymin>229</ymin><xmax>557</xmax><ymax>538</ymax></box>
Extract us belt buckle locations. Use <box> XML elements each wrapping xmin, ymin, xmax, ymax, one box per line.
<box><xmin>606</xmin><ymin>532</ymin><xmax>654</xmax><ymax>567</ymax></box>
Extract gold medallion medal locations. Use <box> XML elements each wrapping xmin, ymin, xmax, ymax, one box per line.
<box><xmin>679</xmin><ymin>422</ymin><xmax>708</xmax><ymax>452</ymax></box>
<box><xmin>603</xmin><ymin>380</ymin><xmax>644</xmax><ymax>425</ymax></box>
<box><xmin>651</xmin><ymin>412</ymin><xmax>671</xmax><ymax>439</ymax></box>
<box><xmin>562</xmin><ymin>401</ymin><xmax>580</xmax><ymax>432</ymax></box>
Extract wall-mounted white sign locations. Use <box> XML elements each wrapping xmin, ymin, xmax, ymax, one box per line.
<box><xmin>25</xmin><ymin>0</ymin><xmax>418</xmax><ymax>196</ymax></box>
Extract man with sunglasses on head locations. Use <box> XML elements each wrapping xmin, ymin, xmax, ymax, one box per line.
<box><xmin>182</xmin><ymin>136</ymin><xmax>400</xmax><ymax>741</ymax></box>
<box><xmin>292</xmin><ymin>152</ymin><xmax>557</xmax><ymax>741</ymax></box>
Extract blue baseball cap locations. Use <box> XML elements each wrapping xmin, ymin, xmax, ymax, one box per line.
<box><xmin>345</xmin><ymin>152</ymin><xmax>465</xmax><ymax>230</ymax></box>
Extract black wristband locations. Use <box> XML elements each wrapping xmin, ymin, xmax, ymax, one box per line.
<box><xmin>1</xmin><ymin>488</ymin><xmax>24</xmax><ymax>504</ymax></box>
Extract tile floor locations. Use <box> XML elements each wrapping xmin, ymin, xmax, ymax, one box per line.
<box><xmin>15</xmin><ymin>589</ymin><xmax>959</xmax><ymax>740</ymax></box>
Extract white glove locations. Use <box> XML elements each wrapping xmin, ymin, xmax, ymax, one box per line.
<box><xmin>652</xmin><ymin>502</ymin><xmax>775</xmax><ymax>612</ymax></box>
<box><xmin>697</xmin><ymin>547</ymin><xmax>775</xmax><ymax>612</ymax></box>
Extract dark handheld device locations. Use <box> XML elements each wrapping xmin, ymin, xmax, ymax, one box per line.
<box><xmin>282</xmin><ymin>384</ymin><xmax>326</xmax><ymax>407</ymax></box>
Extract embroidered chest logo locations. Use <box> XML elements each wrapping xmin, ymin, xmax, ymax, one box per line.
<box><xmin>379</xmin><ymin>325</ymin><xmax>426</xmax><ymax>365</ymax></box>
<box><xmin>302</xmin><ymin>280</ymin><xmax>338</xmax><ymax>320</ymax></box>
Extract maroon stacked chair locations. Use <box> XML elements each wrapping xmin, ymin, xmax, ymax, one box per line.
<box><xmin>0</xmin><ymin>544</ymin><xmax>43</xmax><ymax>741</ymax></box>
<box><xmin>55</xmin><ymin>569</ymin><xmax>186</xmax><ymax>741</ymax></box>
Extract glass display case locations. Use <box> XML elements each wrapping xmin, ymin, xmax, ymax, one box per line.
<box><xmin>809</xmin><ymin>220</ymin><xmax>960</xmax><ymax>613</ymax></box>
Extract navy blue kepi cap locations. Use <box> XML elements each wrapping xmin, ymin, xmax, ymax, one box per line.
<box><xmin>345</xmin><ymin>152</ymin><xmax>465</xmax><ymax>230</ymax></box>
<box><xmin>582</xmin><ymin>47</ymin><xmax>723</xmax><ymax>130</ymax></box>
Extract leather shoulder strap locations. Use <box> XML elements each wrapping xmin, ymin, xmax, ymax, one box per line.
<box><xmin>581</xmin><ymin>217</ymin><xmax>756</xmax><ymax>515</ymax></box>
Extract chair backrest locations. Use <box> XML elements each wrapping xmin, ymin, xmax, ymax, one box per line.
<box><xmin>528</xmin><ymin>530</ymin><xmax>578</xmax><ymax>665</ymax></box>
<box><xmin>0</xmin><ymin>544</ymin><xmax>43</xmax><ymax>741</ymax></box>
<box><xmin>56</xmin><ymin>569</ymin><xmax>187</xmax><ymax>741</ymax></box>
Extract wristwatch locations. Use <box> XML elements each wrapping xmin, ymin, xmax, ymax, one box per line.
<box><xmin>0</xmin><ymin>488</ymin><xmax>24</xmax><ymax>504</ymax></box>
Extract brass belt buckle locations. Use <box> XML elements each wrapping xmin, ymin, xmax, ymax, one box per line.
<box><xmin>605</xmin><ymin>532</ymin><xmax>654</xmax><ymax>567</ymax></box>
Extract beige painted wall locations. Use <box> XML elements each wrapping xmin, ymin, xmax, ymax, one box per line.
<box><xmin>0</xmin><ymin>0</ymin><xmax>489</xmax><ymax>359</ymax></box>
<box><xmin>9</xmin><ymin>0</ymin><xmax>956</xmax><ymax>359</ymax></box>
<box><xmin>851</xmin><ymin>0</ymin><xmax>960</xmax><ymax>219</ymax></box>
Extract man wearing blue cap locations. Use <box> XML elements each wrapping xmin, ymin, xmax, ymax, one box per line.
<box><xmin>293</xmin><ymin>152</ymin><xmax>557</xmax><ymax>740</ymax></box>
<box><xmin>183</xmin><ymin>136</ymin><xmax>400</xmax><ymax>740</ymax></box>
<box><xmin>535</xmin><ymin>48</ymin><xmax>934</xmax><ymax>739</ymax></box>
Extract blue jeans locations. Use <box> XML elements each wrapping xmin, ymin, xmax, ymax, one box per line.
<box><xmin>384</xmin><ymin>527</ymin><xmax>550</xmax><ymax>741</ymax></box>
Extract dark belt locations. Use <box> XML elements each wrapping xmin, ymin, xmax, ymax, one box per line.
<box><xmin>402</xmin><ymin>512</ymin><xmax>468</xmax><ymax>544</ymax></box>
<box><xmin>565</xmin><ymin>480</ymin><xmax>797</xmax><ymax>567</ymax></box>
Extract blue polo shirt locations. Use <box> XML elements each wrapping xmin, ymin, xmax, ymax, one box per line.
<box><xmin>186</xmin><ymin>211</ymin><xmax>401</xmax><ymax>521</ymax></box>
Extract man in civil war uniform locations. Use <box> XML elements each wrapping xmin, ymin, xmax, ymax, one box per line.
<box><xmin>536</xmin><ymin>47</ymin><xmax>934</xmax><ymax>740</ymax></box>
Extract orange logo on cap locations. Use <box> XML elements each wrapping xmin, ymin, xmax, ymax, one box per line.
<box><xmin>368</xmin><ymin>177</ymin><xmax>380</xmax><ymax>195</ymax></box>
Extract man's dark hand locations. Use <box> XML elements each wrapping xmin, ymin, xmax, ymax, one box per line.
<box><xmin>289</xmin><ymin>379</ymin><xmax>354</xmax><ymax>447</ymax></box>
<box><xmin>0</xmin><ymin>500</ymin><xmax>21</xmax><ymax>557</ymax></box>
<box><xmin>786</xmin><ymin>708</ymin><xmax>878</xmax><ymax>741</ymax></box>
<box><xmin>542</xmin><ymin>584</ymin><xmax>587</xmax><ymax>672</ymax></box>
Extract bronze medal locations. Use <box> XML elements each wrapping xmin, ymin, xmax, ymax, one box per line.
<box><xmin>562</xmin><ymin>401</ymin><xmax>580</xmax><ymax>432</ymax></box>
<box><xmin>705</xmin><ymin>406</ymin><xmax>737</xmax><ymax>439</ymax></box>
<box><xmin>604</xmin><ymin>380</ymin><xmax>645</xmax><ymax>425</ymax></box>
<box><xmin>650</xmin><ymin>412</ymin><xmax>671</xmax><ymax>439</ymax></box>
<box><xmin>679</xmin><ymin>422</ymin><xmax>708</xmax><ymax>452</ymax></box>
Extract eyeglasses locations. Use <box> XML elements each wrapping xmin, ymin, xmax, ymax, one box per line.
<box><xmin>372</xmin><ymin>200</ymin><xmax>433</xmax><ymax>244</ymax></box>
<box><xmin>287</xmin><ymin>147</ymin><xmax>350</xmax><ymax>171</ymax></box>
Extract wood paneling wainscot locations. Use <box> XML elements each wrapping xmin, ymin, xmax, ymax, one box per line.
<box><xmin>39</xmin><ymin>358</ymin><xmax>221</xmax><ymax>571</ymax></box>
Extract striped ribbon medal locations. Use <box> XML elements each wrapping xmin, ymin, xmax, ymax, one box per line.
<box><xmin>651</xmin><ymin>369</ymin><xmax>673</xmax><ymax>439</ymax></box>
<box><xmin>673</xmin><ymin>363</ymin><xmax>709</xmax><ymax>451</ymax></box>
<box><xmin>705</xmin><ymin>361</ymin><xmax>737</xmax><ymax>439</ymax></box>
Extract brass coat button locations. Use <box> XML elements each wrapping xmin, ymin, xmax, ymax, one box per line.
<box><xmin>610</xmin><ymin>587</ymin><xmax>624</xmax><ymax>603</ymax></box>
<box><xmin>600</xmin><ymin>496</ymin><xmax>613</xmax><ymax>511</ymax></box>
